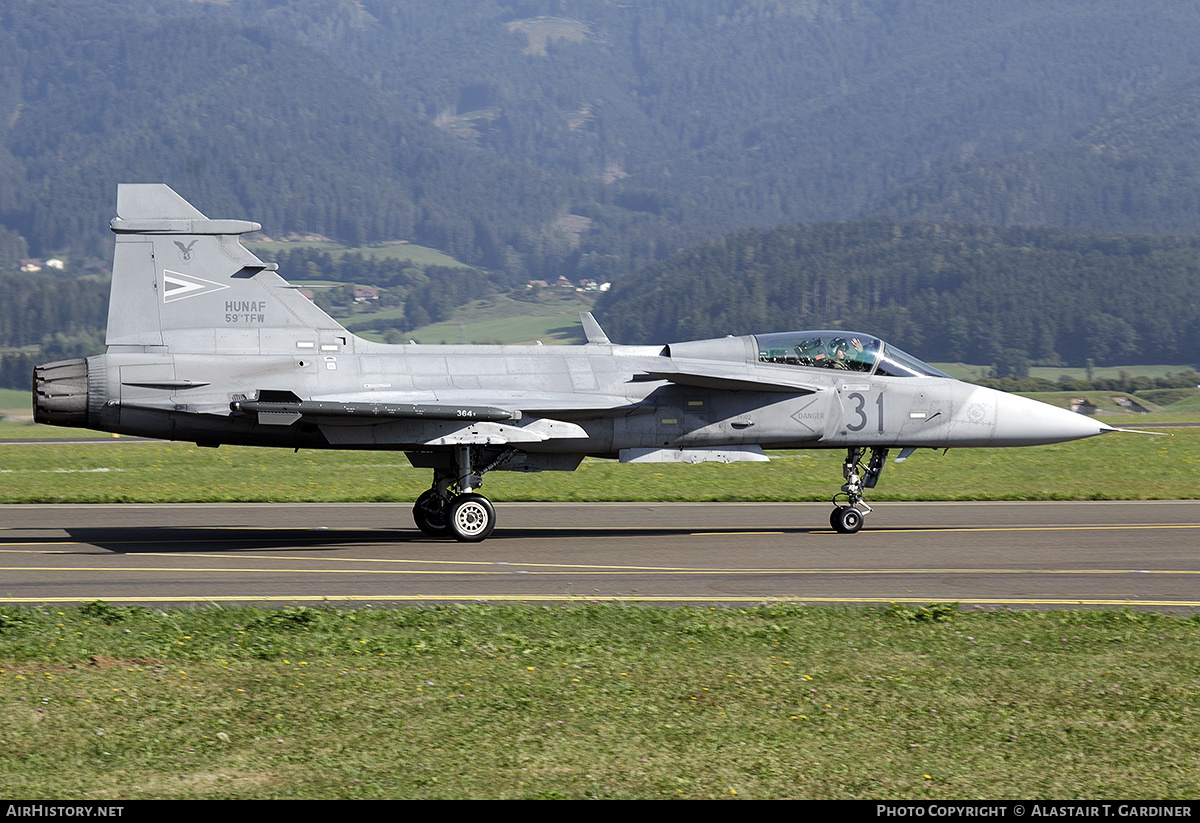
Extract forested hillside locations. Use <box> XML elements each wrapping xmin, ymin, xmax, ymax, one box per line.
<box><xmin>7</xmin><ymin>1</ymin><xmax>1200</xmax><ymax>268</ymax></box>
<box><xmin>594</xmin><ymin>223</ymin><xmax>1200</xmax><ymax>369</ymax></box>
<box><xmin>0</xmin><ymin>270</ymin><xmax>109</xmax><ymax>391</ymax></box>
<box><xmin>868</xmin><ymin>76</ymin><xmax>1200</xmax><ymax>233</ymax></box>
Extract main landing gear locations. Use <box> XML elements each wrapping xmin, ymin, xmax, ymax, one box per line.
<box><xmin>830</xmin><ymin>447</ymin><xmax>888</xmax><ymax>534</ymax></box>
<box><xmin>412</xmin><ymin>445</ymin><xmax>512</xmax><ymax>542</ymax></box>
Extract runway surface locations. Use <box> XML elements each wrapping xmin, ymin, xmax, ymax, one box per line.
<box><xmin>1</xmin><ymin>501</ymin><xmax>1198</xmax><ymax>609</ymax></box>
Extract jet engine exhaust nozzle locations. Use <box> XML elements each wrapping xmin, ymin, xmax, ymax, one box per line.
<box><xmin>33</xmin><ymin>358</ymin><xmax>90</xmax><ymax>426</ymax></box>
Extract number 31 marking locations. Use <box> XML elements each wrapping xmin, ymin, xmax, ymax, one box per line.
<box><xmin>846</xmin><ymin>392</ymin><xmax>884</xmax><ymax>433</ymax></box>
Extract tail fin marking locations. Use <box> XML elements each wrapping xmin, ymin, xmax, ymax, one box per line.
<box><xmin>106</xmin><ymin>184</ymin><xmax>345</xmax><ymax>354</ymax></box>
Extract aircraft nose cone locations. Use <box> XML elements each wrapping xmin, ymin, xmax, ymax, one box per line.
<box><xmin>991</xmin><ymin>390</ymin><xmax>1113</xmax><ymax>446</ymax></box>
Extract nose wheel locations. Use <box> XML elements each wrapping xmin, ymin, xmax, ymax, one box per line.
<box><xmin>830</xmin><ymin>505</ymin><xmax>864</xmax><ymax>534</ymax></box>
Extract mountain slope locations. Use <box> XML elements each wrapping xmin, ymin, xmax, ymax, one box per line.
<box><xmin>869</xmin><ymin>76</ymin><xmax>1200</xmax><ymax>233</ymax></box>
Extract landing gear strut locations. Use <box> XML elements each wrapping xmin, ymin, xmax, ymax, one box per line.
<box><xmin>411</xmin><ymin>445</ymin><xmax>513</xmax><ymax>542</ymax></box>
<box><xmin>830</xmin><ymin>447</ymin><xmax>888</xmax><ymax>534</ymax></box>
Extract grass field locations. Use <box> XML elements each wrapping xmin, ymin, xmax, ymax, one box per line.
<box><xmin>1</xmin><ymin>603</ymin><xmax>1197</xmax><ymax>799</ymax></box>
<box><xmin>1155</xmin><ymin>392</ymin><xmax>1200</xmax><ymax>412</ymax></box>
<box><xmin>934</xmin><ymin>363</ymin><xmax>1197</xmax><ymax>382</ymax></box>
<box><xmin>1017</xmin><ymin>391</ymin><xmax>1167</xmax><ymax>415</ymax></box>
<box><xmin>0</xmin><ymin>389</ymin><xmax>32</xmax><ymax>413</ymax></box>
<box><xmin>336</xmin><ymin>290</ymin><xmax>599</xmax><ymax>343</ymax></box>
<box><xmin>400</xmin><ymin>291</ymin><xmax>598</xmax><ymax>345</ymax></box>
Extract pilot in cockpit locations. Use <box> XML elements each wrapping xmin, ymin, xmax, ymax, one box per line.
<box><xmin>825</xmin><ymin>335</ymin><xmax>864</xmax><ymax>371</ymax></box>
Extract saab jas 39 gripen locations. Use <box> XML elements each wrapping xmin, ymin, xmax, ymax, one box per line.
<box><xmin>33</xmin><ymin>185</ymin><xmax>1124</xmax><ymax>541</ymax></box>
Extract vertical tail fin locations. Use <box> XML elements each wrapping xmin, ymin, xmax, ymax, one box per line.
<box><xmin>107</xmin><ymin>184</ymin><xmax>346</xmax><ymax>353</ymax></box>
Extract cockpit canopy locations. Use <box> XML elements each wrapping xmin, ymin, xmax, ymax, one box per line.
<box><xmin>754</xmin><ymin>331</ymin><xmax>950</xmax><ymax>378</ymax></box>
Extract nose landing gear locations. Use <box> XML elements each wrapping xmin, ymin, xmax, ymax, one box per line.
<box><xmin>830</xmin><ymin>447</ymin><xmax>888</xmax><ymax>534</ymax></box>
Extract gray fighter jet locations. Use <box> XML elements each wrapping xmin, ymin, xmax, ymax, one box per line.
<box><xmin>33</xmin><ymin>185</ymin><xmax>1122</xmax><ymax>540</ymax></box>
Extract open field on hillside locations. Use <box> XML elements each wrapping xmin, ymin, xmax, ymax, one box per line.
<box><xmin>1154</xmin><ymin>392</ymin><xmax>1200</xmax><ymax>412</ymax></box>
<box><xmin>0</xmin><ymin>389</ymin><xmax>32</xmax><ymax>413</ymax></box>
<box><xmin>1</xmin><ymin>603</ymin><xmax>1197</xmax><ymax>799</ymax></box>
<box><xmin>400</xmin><ymin>291</ymin><xmax>598</xmax><ymax>345</ymax></box>
<box><xmin>319</xmin><ymin>289</ymin><xmax>598</xmax><ymax>344</ymax></box>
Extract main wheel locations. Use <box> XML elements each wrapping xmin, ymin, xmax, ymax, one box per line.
<box><xmin>832</xmin><ymin>506</ymin><xmax>864</xmax><ymax>534</ymax></box>
<box><xmin>448</xmin><ymin>493</ymin><xmax>496</xmax><ymax>543</ymax></box>
<box><xmin>413</xmin><ymin>489</ymin><xmax>451</xmax><ymax>537</ymax></box>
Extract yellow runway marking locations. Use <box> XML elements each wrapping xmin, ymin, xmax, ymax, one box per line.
<box><xmin>154</xmin><ymin>553</ymin><xmax>716</xmax><ymax>571</ymax></box>
<box><xmin>3</xmin><ymin>548</ymin><xmax>1200</xmax><ymax>575</ymax></box>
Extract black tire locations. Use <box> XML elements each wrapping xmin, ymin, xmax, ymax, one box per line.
<box><xmin>413</xmin><ymin>489</ymin><xmax>451</xmax><ymax>537</ymax></box>
<box><xmin>834</xmin><ymin>506</ymin><xmax>864</xmax><ymax>534</ymax></box>
<box><xmin>448</xmin><ymin>493</ymin><xmax>496</xmax><ymax>543</ymax></box>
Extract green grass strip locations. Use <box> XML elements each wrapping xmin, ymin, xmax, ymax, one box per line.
<box><xmin>1</xmin><ymin>602</ymin><xmax>1197</xmax><ymax>799</ymax></box>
